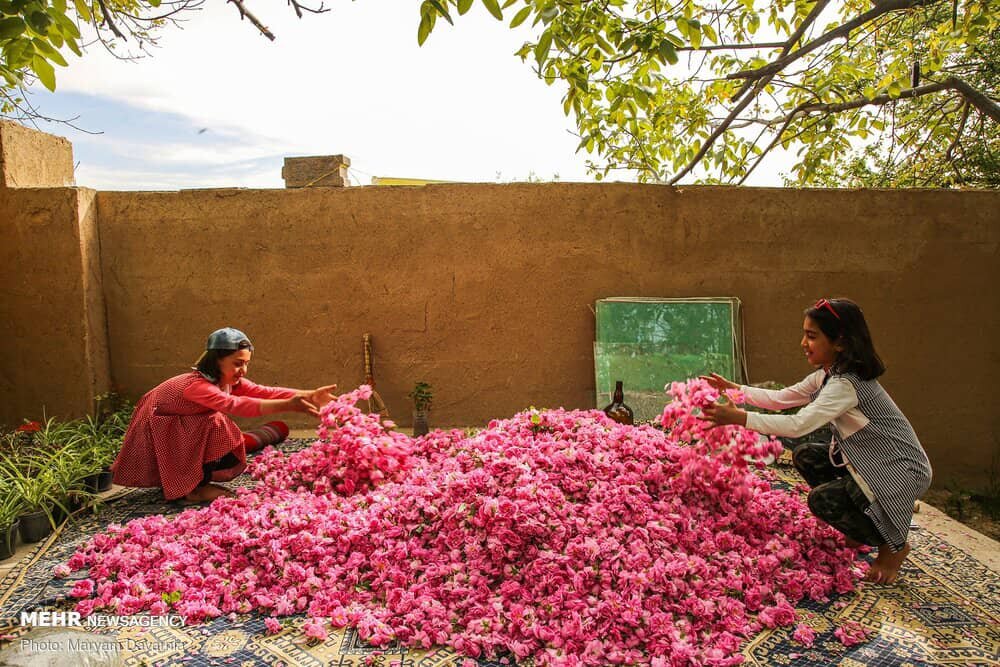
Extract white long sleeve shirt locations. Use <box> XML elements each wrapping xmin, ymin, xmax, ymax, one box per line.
<box><xmin>741</xmin><ymin>369</ymin><xmax>870</xmax><ymax>440</ymax></box>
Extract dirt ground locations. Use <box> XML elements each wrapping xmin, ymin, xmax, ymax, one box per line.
<box><xmin>922</xmin><ymin>488</ymin><xmax>1000</xmax><ymax>542</ymax></box>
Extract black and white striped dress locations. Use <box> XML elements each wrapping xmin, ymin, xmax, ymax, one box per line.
<box><xmin>743</xmin><ymin>369</ymin><xmax>933</xmax><ymax>550</ymax></box>
<box><xmin>827</xmin><ymin>372</ymin><xmax>933</xmax><ymax>549</ymax></box>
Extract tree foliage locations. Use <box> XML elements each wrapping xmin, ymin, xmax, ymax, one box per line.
<box><xmin>416</xmin><ymin>0</ymin><xmax>998</xmax><ymax>186</ymax></box>
<box><xmin>807</xmin><ymin>24</ymin><xmax>999</xmax><ymax>187</ymax></box>
<box><xmin>3</xmin><ymin>0</ymin><xmax>996</xmax><ymax>187</ymax></box>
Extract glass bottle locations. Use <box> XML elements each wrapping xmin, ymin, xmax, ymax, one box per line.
<box><xmin>603</xmin><ymin>380</ymin><xmax>634</xmax><ymax>425</ymax></box>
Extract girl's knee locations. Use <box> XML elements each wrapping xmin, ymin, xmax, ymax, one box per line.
<box><xmin>791</xmin><ymin>443</ymin><xmax>814</xmax><ymax>473</ymax></box>
<box><xmin>806</xmin><ymin>486</ymin><xmax>837</xmax><ymax>522</ymax></box>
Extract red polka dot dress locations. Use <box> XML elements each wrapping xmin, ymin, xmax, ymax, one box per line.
<box><xmin>112</xmin><ymin>371</ymin><xmax>295</xmax><ymax>500</ymax></box>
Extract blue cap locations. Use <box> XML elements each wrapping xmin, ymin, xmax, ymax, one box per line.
<box><xmin>205</xmin><ymin>327</ymin><xmax>253</xmax><ymax>351</ymax></box>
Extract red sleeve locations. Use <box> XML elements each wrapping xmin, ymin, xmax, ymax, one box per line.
<box><xmin>182</xmin><ymin>378</ymin><xmax>265</xmax><ymax>417</ymax></box>
<box><xmin>232</xmin><ymin>378</ymin><xmax>298</xmax><ymax>400</ymax></box>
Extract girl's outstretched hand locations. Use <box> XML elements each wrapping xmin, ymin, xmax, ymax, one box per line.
<box><xmin>288</xmin><ymin>396</ymin><xmax>320</xmax><ymax>417</ymax></box>
<box><xmin>701</xmin><ymin>401</ymin><xmax>748</xmax><ymax>427</ymax></box>
<box><xmin>699</xmin><ymin>373</ymin><xmax>739</xmax><ymax>392</ymax></box>
<box><xmin>304</xmin><ymin>384</ymin><xmax>338</xmax><ymax>407</ymax></box>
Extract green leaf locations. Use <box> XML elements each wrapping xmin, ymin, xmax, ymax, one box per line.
<box><xmin>47</xmin><ymin>27</ymin><xmax>64</xmax><ymax>48</ymax></box>
<box><xmin>429</xmin><ymin>0</ymin><xmax>453</xmax><ymax>25</ymax></box>
<box><xmin>148</xmin><ymin>0</ymin><xmax>161</xmax><ymax>5</ymax></box>
<box><xmin>0</xmin><ymin>17</ymin><xmax>25</xmax><ymax>41</ymax></box>
<box><xmin>457</xmin><ymin>0</ymin><xmax>473</xmax><ymax>14</ymax></box>
<box><xmin>481</xmin><ymin>0</ymin><xmax>503</xmax><ymax>20</ymax></box>
<box><xmin>32</xmin><ymin>54</ymin><xmax>55</xmax><ymax>91</ymax></box>
<box><xmin>689</xmin><ymin>27</ymin><xmax>702</xmax><ymax>50</ymax></box>
<box><xmin>5</xmin><ymin>39</ymin><xmax>34</xmax><ymax>68</ymax></box>
<box><xmin>73</xmin><ymin>0</ymin><xmax>92</xmax><ymax>22</ymax></box>
<box><xmin>509</xmin><ymin>5</ymin><xmax>531</xmax><ymax>28</ymax></box>
<box><xmin>534</xmin><ymin>31</ymin><xmax>552</xmax><ymax>66</ymax></box>
<box><xmin>675</xmin><ymin>19</ymin><xmax>689</xmax><ymax>39</ymax></box>
<box><xmin>63</xmin><ymin>35</ymin><xmax>81</xmax><ymax>56</ymax></box>
<box><xmin>53</xmin><ymin>11</ymin><xmax>80</xmax><ymax>38</ymax></box>
<box><xmin>657</xmin><ymin>39</ymin><xmax>678</xmax><ymax>64</ymax></box>
<box><xmin>702</xmin><ymin>23</ymin><xmax>718</xmax><ymax>44</ymax></box>
<box><xmin>33</xmin><ymin>39</ymin><xmax>68</xmax><ymax>66</ymax></box>
<box><xmin>417</xmin><ymin>11</ymin><xmax>434</xmax><ymax>45</ymax></box>
<box><xmin>27</xmin><ymin>11</ymin><xmax>53</xmax><ymax>34</ymax></box>
<box><xmin>501</xmin><ymin>0</ymin><xmax>517</xmax><ymax>8</ymax></box>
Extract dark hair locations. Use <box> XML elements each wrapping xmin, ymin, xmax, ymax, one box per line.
<box><xmin>804</xmin><ymin>298</ymin><xmax>886</xmax><ymax>380</ymax></box>
<box><xmin>194</xmin><ymin>340</ymin><xmax>253</xmax><ymax>383</ymax></box>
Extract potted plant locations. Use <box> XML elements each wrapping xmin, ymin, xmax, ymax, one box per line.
<box><xmin>82</xmin><ymin>393</ymin><xmax>131</xmax><ymax>492</ymax></box>
<box><xmin>0</xmin><ymin>446</ymin><xmax>68</xmax><ymax>543</ymax></box>
<box><xmin>47</xmin><ymin>441</ymin><xmax>96</xmax><ymax>521</ymax></box>
<box><xmin>408</xmin><ymin>381</ymin><xmax>433</xmax><ymax>437</ymax></box>
<box><xmin>0</xmin><ymin>481</ymin><xmax>23</xmax><ymax>561</ymax></box>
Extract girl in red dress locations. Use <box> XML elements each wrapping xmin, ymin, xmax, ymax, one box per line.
<box><xmin>112</xmin><ymin>328</ymin><xmax>336</xmax><ymax>503</ymax></box>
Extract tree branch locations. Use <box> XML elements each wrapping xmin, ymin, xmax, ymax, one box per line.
<box><xmin>790</xmin><ymin>77</ymin><xmax>999</xmax><ymax>123</ymax></box>
<box><xmin>735</xmin><ymin>75</ymin><xmax>996</xmax><ymax>185</ymax></box>
<box><xmin>667</xmin><ymin>74</ymin><xmax>774</xmax><ymax>184</ymax></box>
<box><xmin>945</xmin><ymin>75</ymin><xmax>1000</xmax><ymax>123</ymax></box>
<box><xmin>676</xmin><ymin>41</ymin><xmax>786</xmax><ymax>52</ymax></box>
<box><xmin>729</xmin><ymin>0</ymin><xmax>931</xmax><ymax>88</ymax></box>
<box><xmin>782</xmin><ymin>0</ymin><xmax>832</xmax><ymax>57</ymax></box>
<box><xmin>95</xmin><ymin>0</ymin><xmax>126</xmax><ymax>40</ymax></box>
<box><xmin>945</xmin><ymin>101</ymin><xmax>971</xmax><ymax>161</ymax></box>
<box><xmin>288</xmin><ymin>0</ymin><xmax>329</xmax><ymax>19</ymax></box>
<box><xmin>226</xmin><ymin>0</ymin><xmax>276</xmax><ymax>40</ymax></box>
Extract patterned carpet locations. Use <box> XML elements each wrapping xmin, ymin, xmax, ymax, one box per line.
<box><xmin>1</xmin><ymin>440</ymin><xmax>998</xmax><ymax>666</ymax></box>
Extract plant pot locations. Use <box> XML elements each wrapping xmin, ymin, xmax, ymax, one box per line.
<box><xmin>17</xmin><ymin>510</ymin><xmax>52</xmax><ymax>544</ymax></box>
<box><xmin>96</xmin><ymin>468</ymin><xmax>114</xmax><ymax>492</ymax></box>
<box><xmin>84</xmin><ymin>474</ymin><xmax>100</xmax><ymax>493</ymax></box>
<box><xmin>0</xmin><ymin>520</ymin><xmax>19</xmax><ymax>561</ymax></box>
<box><xmin>412</xmin><ymin>410</ymin><xmax>429</xmax><ymax>438</ymax></box>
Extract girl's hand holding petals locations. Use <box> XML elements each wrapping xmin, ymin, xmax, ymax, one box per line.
<box><xmin>701</xmin><ymin>402</ymin><xmax>748</xmax><ymax>427</ymax></box>
<box><xmin>698</xmin><ymin>373</ymin><xmax>739</xmax><ymax>392</ymax></box>
<box><xmin>307</xmin><ymin>384</ymin><xmax>338</xmax><ymax>407</ymax></box>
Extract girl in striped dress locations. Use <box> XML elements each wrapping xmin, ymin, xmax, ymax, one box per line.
<box><xmin>113</xmin><ymin>328</ymin><xmax>337</xmax><ymax>504</ymax></box>
<box><xmin>701</xmin><ymin>299</ymin><xmax>932</xmax><ymax>584</ymax></box>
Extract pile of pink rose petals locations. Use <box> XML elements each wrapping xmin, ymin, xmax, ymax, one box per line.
<box><xmin>59</xmin><ymin>380</ymin><xmax>865</xmax><ymax>666</ymax></box>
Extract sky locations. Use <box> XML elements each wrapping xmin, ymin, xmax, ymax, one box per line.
<box><xmin>30</xmin><ymin>0</ymin><xmax>790</xmax><ymax>190</ymax></box>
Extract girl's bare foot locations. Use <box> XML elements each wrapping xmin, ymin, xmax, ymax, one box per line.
<box><xmin>864</xmin><ymin>542</ymin><xmax>911</xmax><ymax>584</ymax></box>
<box><xmin>183</xmin><ymin>483</ymin><xmax>235</xmax><ymax>504</ymax></box>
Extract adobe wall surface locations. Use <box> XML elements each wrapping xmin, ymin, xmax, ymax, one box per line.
<box><xmin>0</xmin><ymin>186</ymin><xmax>108</xmax><ymax>423</ymax></box>
<box><xmin>93</xmin><ymin>184</ymin><xmax>1000</xmax><ymax>487</ymax></box>
<box><xmin>0</xmin><ymin>121</ymin><xmax>75</xmax><ymax>188</ymax></box>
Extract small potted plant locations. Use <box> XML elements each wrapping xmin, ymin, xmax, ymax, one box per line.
<box><xmin>79</xmin><ymin>417</ymin><xmax>119</xmax><ymax>493</ymax></box>
<box><xmin>87</xmin><ymin>393</ymin><xmax>131</xmax><ymax>491</ymax></box>
<box><xmin>408</xmin><ymin>381</ymin><xmax>433</xmax><ymax>437</ymax></box>
<box><xmin>14</xmin><ymin>473</ymin><xmax>63</xmax><ymax>543</ymax></box>
<box><xmin>48</xmin><ymin>442</ymin><xmax>96</xmax><ymax>521</ymax></box>
<box><xmin>0</xmin><ymin>482</ymin><xmax>23</xmax><ymax>561</ymax></box>
<box><xmin>0</xmin><ymin>444</ymin><xmax>68</xmax><ymax>542</ymax></box>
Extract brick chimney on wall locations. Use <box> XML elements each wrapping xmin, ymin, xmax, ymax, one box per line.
<box><xmin>281</xmin><ymin>155</ymin><xmax>351</xmax><ymax>188</ymax></box>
